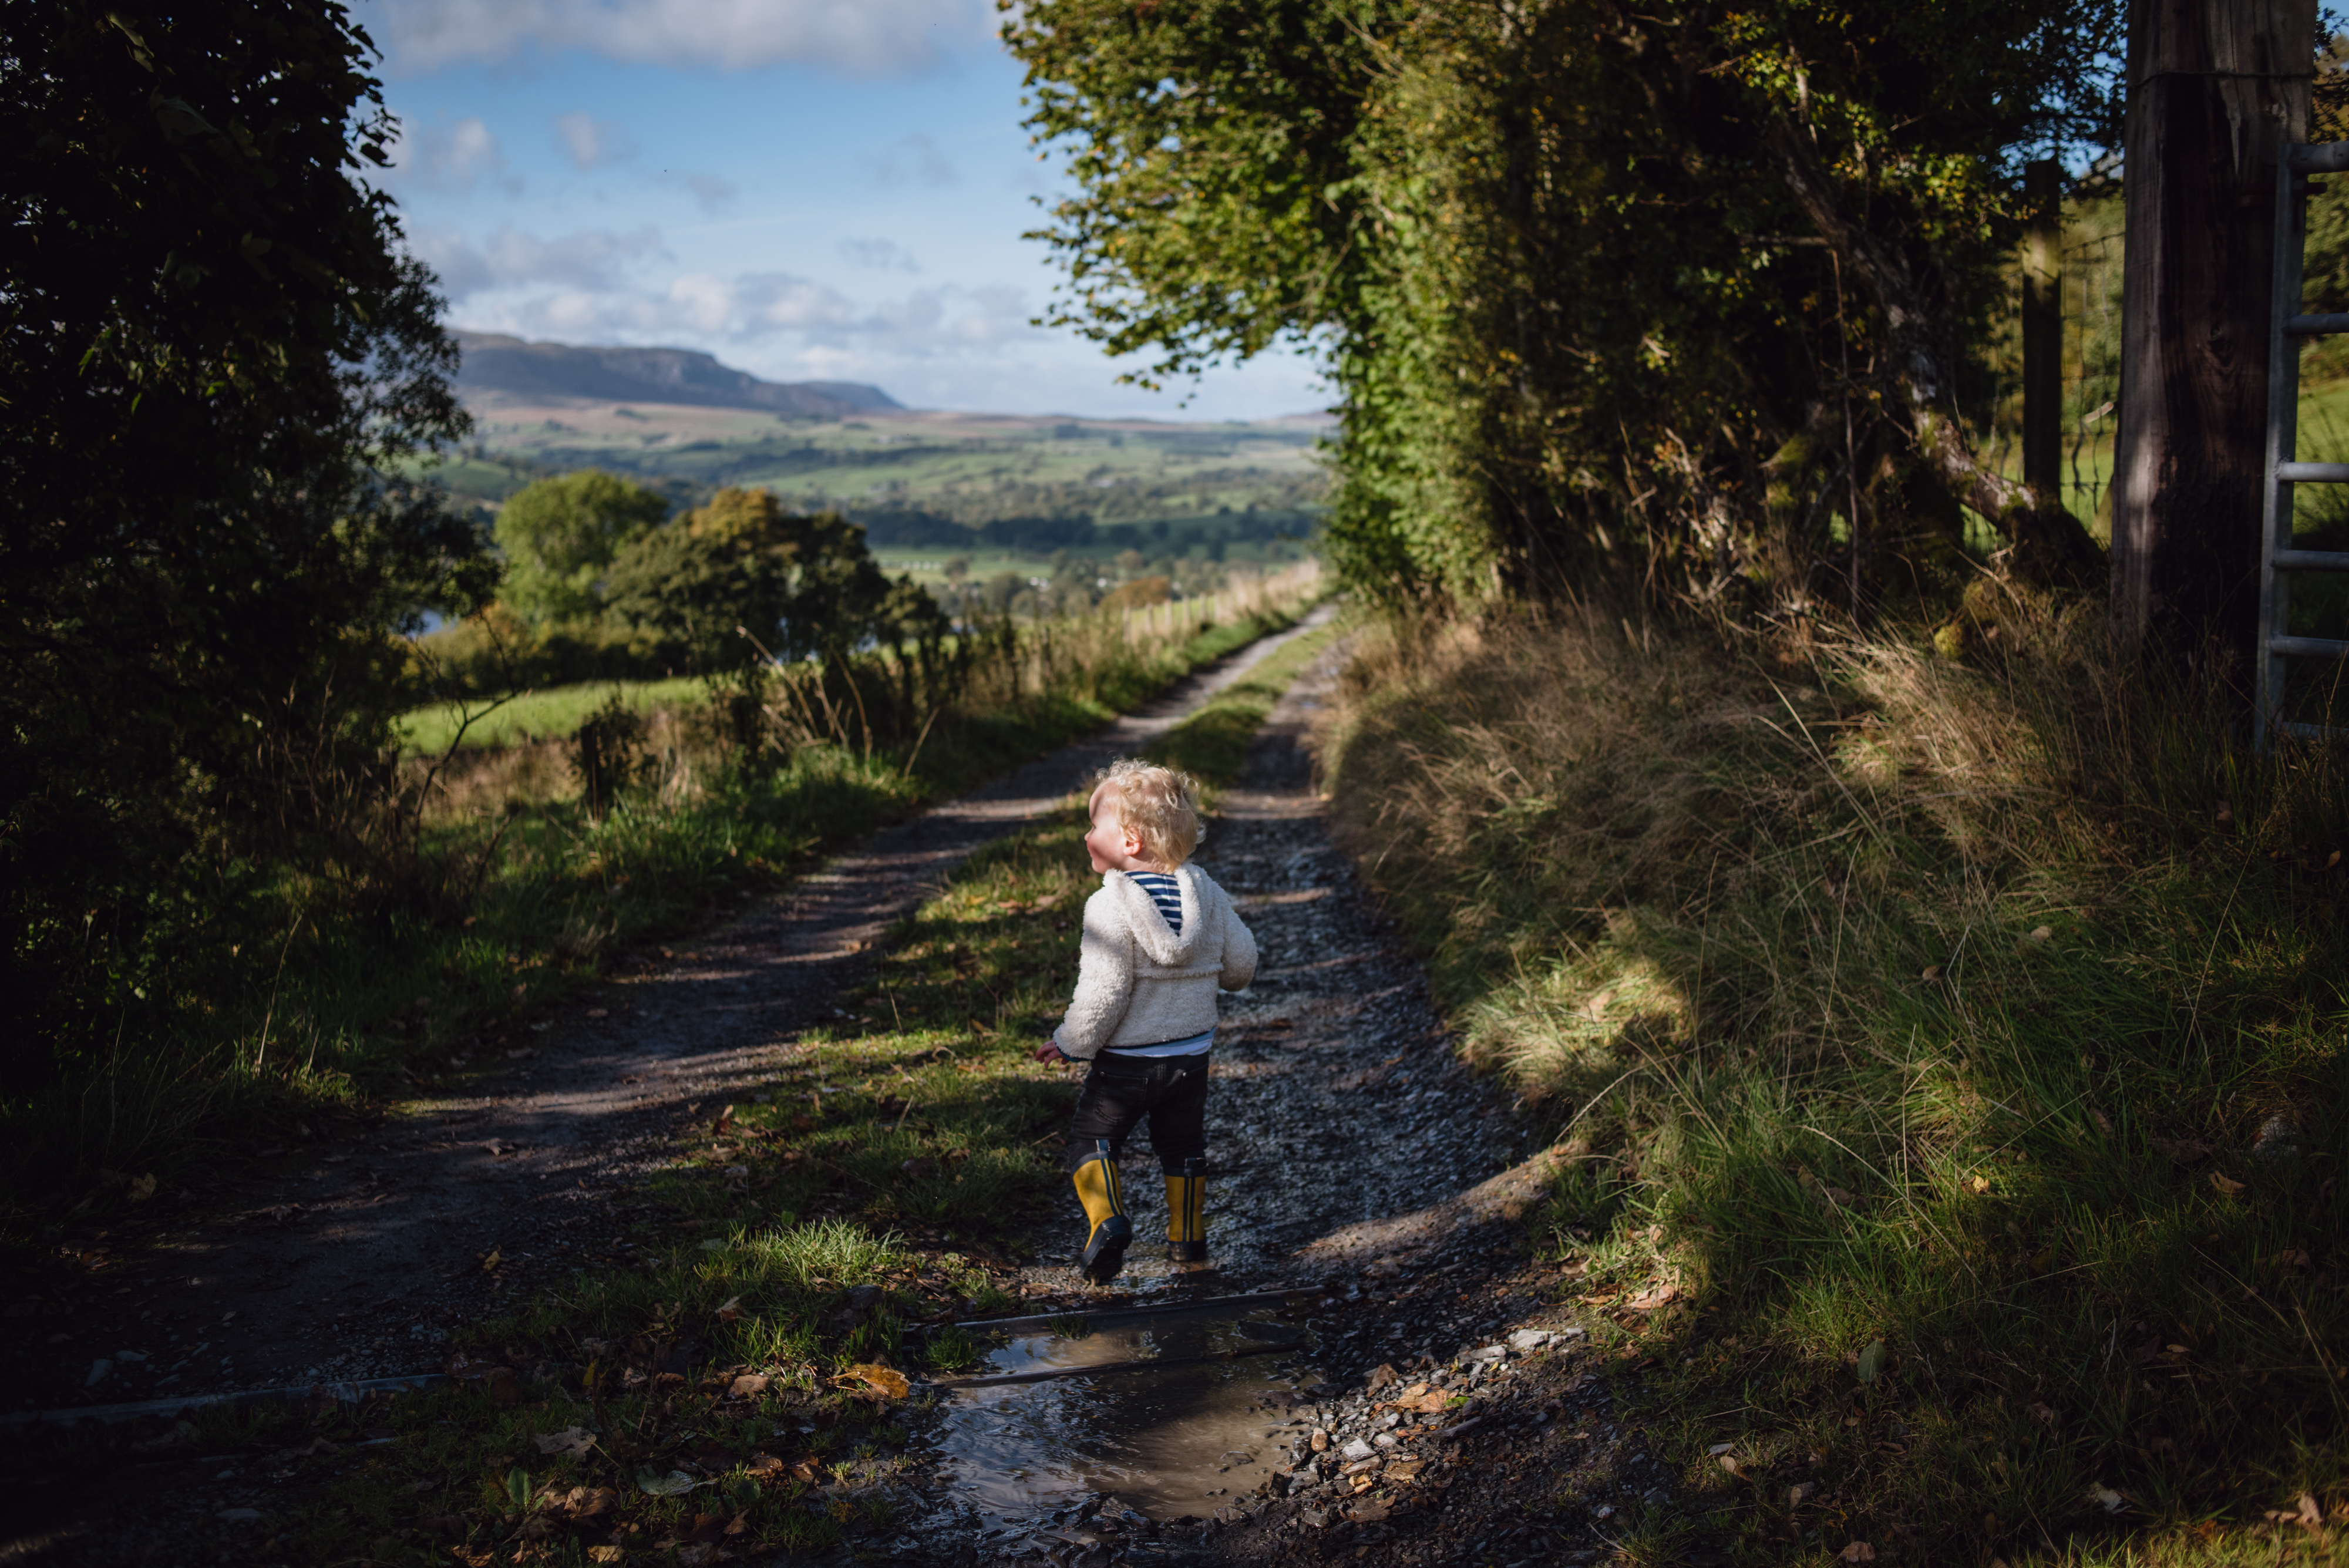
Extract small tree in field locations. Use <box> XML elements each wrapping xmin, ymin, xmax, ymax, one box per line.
<box><xmin>494</xmin><ymin>470</ymin><xmax>671</xmax><ymax>626</ymax></box>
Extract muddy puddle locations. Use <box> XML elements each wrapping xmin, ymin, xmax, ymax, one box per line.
<box><xmin>926</xmin><ymin>1298</ymin><xmax>1327</xmax><ymax>1533</ymax></box>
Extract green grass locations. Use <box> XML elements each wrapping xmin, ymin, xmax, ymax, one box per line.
<box><xmin>1323</xmin><ymin>600</ymin><xmax>2349</xmax><ymax>1564</ymax></box>
<box><xmin>115</xmin><ymin>602</ymin><xmax>1351</xmax><ymax>1566</ymax></box>
<box><xmin>398</xmin><ymin>676</ymin><xmax>708</xmax><ymax>755</ymax></box>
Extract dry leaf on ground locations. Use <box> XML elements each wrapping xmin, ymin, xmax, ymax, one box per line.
<box><xmin>713</xmin><ymin>1296</ymin><xmax>744</xmax><ymax>1323</ymax></box>
<box><xmin>833</xmin><ymin>1363</ymin><xmax>910</xmax><ymax>1400</ymax></box>
<box><xmin>1628</xmin><ymin>1273</ymin><xmax>1680</xmax><ymax>1311</ymax></box>
<box><xmin>1839</xmin><ymin>1543</ymin><xmax>1875</xmax><ymax>1563</ymax></box>
<box><xmin>2210</xmin><ymin>1172</ymin><xmax>2247</xmax><ymax>1196</ymax></box>
<box><xmin>533</xmin><ymin>1427</ymin><xmax>596</xmax><ymax>1458</ymax></box>
<box><xmin>727</xmin><ymin>1372</ymin><xmax>770</xmax><ymax>1398</ymax></box>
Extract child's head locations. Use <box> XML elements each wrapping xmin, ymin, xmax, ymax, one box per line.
<box><xmin>1083</xmin><ymin>759</ymin><xmax>1203</xmax><ymax>873</ymax></box>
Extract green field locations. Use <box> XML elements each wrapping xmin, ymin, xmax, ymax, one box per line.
<box><xmin>397</xmin><ymin>675</ymin><xmax>706</xmax><ymax>755</ymax></box>
<box><xmin>425</xmin><ymin>396</ymin><xmax>1331</xmax><ymax>550</ymax></box>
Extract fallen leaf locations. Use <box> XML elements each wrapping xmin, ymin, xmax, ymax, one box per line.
<box><xmin>1627</xmin><ymin>1273</ymin><xmax>1681</xmax><ymax>1311</ymax></box>
<box><xmin>2088</xmin><ymin>1483</ymin><xmax>2126</xmax><ymax>1513</ymax></box>
<box><xmin>127</xmin><ymin>1174</ymin><xmax>157</xmax><ymax>1202</ymax></box>
<box><xmin>714</xmin><ymin>1296</ymin><xmax>745</xmax><ymax>1323</ymax></box>
<box><xmin>1855</xmin><ymin>1340</ymin><xmax>1887</xmax><ymax>1384</ymax></box>
<box><xmin>2210</xmin><ymin>1172</ymin><xmax>2246</xmax><ymax>1196</ymax></box>
<box><xmin>1365</xmin><ymin>1363</ymin><xmax>1401</xmax><ymax>1392</ymax></box>
<box><xmin>588</xmin><ymin>1549</ymin><xmax>625</xmax><ymax>1564</ymax></box>
<box><xmin>638</xmin><ymin>1469</ymin><xmax>706</xmax><ymax>1497</ymax></box>
<box><xmin>1840</xmin><ymin>1543</ymin><xmax>1876</xmax><ymax>1563</ymax></box>
<box><xmin>2297</xmin><ymin>1492</ymin><xmax>2323</xmax><ymax>1529</ymax></box>
<box><xmin>741</xmin><ymin>1455</ymin><xmax>786</xmax><ymax>1479</ymax></box>
<box><xmin>2027</xmin><ymin>1401</ymin><xmax>2059</xmax><ymax>1426</ymax></box>
<box><xmin>1920</xmin><ymin>965</ymin><xmax>1943</xmax><ymax>982</ymax></box>
<box><xmin>1789</xmin><ymin>1482</ymin><xmax>1818</xmax><ymax>1508</ymax></box>
<box><xmin>479</xmin><ymin>1249</ymin><xmax>502</xmax><ymax>1272</ymax></box>
<box><xmin>727</xmin><ymin>1373</ymin><xmax>770</xmax><ymax>1398</ymax></box>
<box><xmin>2024</xmin><ymin>925</ymin><xmax>2053</xmax><ymax>943</ymax></box>
<box><xmin>1968</xmin><ymin>1174</ymin><xmax>1990</xmax><ymax>1193</ymax></box>
<box><xmin>534</xmin><ymin>1426</ymin><xmax>597</xmax><ymax>1458</ymax></box>
<box><xmin>1717</xmin><ymin>1454</ymin><xmax>1739</xmax><ymax>1475</ymax></box>
<box><xmin>832</xmin><ymin>1363</ymin><xmax>910</xmax><ymax>1401</ymax></box>
<box><xmin>557</xmin><ymin>1486</ymin><xmax>616</xmax><ymax>1518</ymax></box>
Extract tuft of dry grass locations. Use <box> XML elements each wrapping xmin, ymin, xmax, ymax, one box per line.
<box><xmin>1324</xmin><ymin>596</ymin><xmax>2349</xmax><ymax>1561</ymax></box>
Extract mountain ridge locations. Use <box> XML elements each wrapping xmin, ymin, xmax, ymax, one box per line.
<box><xmin>450</xmin><ymin>331</ymin><xmax>901</xmax><ymax>418</ymax></box>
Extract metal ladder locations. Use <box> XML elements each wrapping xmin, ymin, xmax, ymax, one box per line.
<box><xmin>2257</xmin><ymin>139</ymin><xmax>2349</xmax><ymax>749</ymax></box>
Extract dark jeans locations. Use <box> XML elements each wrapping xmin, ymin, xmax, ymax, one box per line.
<box><xmin>1063</xmin><ymin>1050</ymin><xmax>1211</xmax><ymax>1175</ymax></box>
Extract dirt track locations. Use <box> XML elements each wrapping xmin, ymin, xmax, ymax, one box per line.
<box><xmin>0</xmin><ymin>608</ymin><xmax>1337</xmax><ymax>1421</ymax></box>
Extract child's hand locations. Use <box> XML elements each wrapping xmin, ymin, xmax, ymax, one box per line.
<box><xmin>1034</xmin><ymin>1043</ymin><xmax>1068</xmax><ymax>1064</ymax></box>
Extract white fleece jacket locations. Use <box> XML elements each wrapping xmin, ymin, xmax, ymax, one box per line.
<box><xmin>1050</xmin><ymin>864</ymin><xmax>1258</xmax><ymax>1060</ymax></box>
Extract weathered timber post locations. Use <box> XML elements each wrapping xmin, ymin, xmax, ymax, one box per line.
<box><xmin>2111</xmin><ymin>0</ymin><xmax>2315</xmax><ymax>657</ymax></box>
<box><xmin>2022</xmin><ymin>160</ymin><xmax>2064</xmax><ymax>502</ymax></box>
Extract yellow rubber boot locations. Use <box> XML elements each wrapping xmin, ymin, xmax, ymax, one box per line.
<box><xmin>1071</xmin><ymin>1140</ymin><xmax>1132</xmax><ymax>1284</ymax></box>
<box><xmin>1165</xmin><ymin>1156</ymin><xmax>1207</xmax><ymax>1263</ymax></box>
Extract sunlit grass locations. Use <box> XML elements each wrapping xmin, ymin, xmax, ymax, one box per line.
<box><xmin>1325</xmin><ymin>600</ymin><xmax>2349</xmax><ymax>1560</ymax></box>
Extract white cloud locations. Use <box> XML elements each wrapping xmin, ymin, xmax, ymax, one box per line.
<box><xmin>863</xmin><ymin>133</ymin><xmax>955</xmax><ymax>187</ymax></box>
<box><xmin>412</xmin><ymin>224</ymin><xmax>664</xmax><ymax>298</ymax></box>
<box><xmin>368</xmin><ymin>0</ymin><xmax>990</xmax><ymax>76</ymax></box>
<box><xmin>389</xmin><ymin>114</ymin><xmax>511</xmax><ymax>192</ymax></box>
<box><xmin>670</xmin><ymin>172</ymin><xmax>739</xmax><ymax>214</ymax></box>
<box><xmin>553</xmin><ymin>110</ymin><xmax>635</xmax><ymax>170</ymax></box>
<box><xmin>433</xmin><ymin>243</ymin><xmax>1033</xmax><ymax>361</ymax></box>
<box><xmin>838</xmin><ymin>238</ymin><xmax>918</xmax><ymax>272</ymax></box>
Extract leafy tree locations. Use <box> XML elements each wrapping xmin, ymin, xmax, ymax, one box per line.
<box><xmin>607</xmin><ymin>488</ymin><xmax>964</xmax><ymax>749</ymax></box>
<box><xmin>494</xmin><ymin>469</ymin><xmax>670</xmax><ymax>625</ymax></box>
<box><xmin>0</xmin><ymin>1</ymin><xmax>486</xmax><ymax>1093</ymax></box>
<box><xmin>1007</xmin><ymin>0</ymin><xmax>2121</xmax><ymax>611</ymax></box>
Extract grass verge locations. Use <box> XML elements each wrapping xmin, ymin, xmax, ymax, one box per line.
<box><xmin>13</xmin><ymin>610</ymin><xmax>1347</xmax><ymax>1565</ymax></box>
<box><xmin>1320</xmin><ymin>596</ymin><xmax>2349</xmax><ymax>1564</ymax></box>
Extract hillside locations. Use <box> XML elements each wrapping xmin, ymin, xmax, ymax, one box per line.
<box><xmin>433</xmin><ymin>395</ymin><xmax>1333</xmax><ymax>573</ymax></box>
<box><xmin>450</xmin><ymin>331</ymin><xmax>900</xmax><ymax>418</ymax></box>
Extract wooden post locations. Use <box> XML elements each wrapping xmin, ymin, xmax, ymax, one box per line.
<box><xmin>2022</xmin><ymin>159</ymin><xmax>2064</xmax><ymax>502</ymax></box>
<box><xmin>2111</xmin><ymin>0</ymin><xmax>2315</xmax><ymax>656</ymax></box>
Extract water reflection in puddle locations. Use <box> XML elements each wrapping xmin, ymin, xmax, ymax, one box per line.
<box><xmin>933</xmin><ymin>1310</ymin><xmax>1324</xmax><ymax>1526</ymax></box>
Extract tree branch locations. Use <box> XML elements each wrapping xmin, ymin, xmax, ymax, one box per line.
<box><xmin>1764</xmin><ymin>117</ymin><xmax>2105</xmax><ymax>588</ymax></box>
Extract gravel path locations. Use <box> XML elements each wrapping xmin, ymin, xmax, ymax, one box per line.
<box><xmin>1021</xmin><ymin>637</ymin><xmax>1533</xmax><ymax>1297</ymax></box>
<box><xmin>0</xmin><ymin>607</ymin><xmax>1338</xmax><ymax>1422</ymax></box>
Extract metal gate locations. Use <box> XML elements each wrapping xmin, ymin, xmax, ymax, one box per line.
<box><xmin>2257</xmin><ymin>139</ymin><xmax>2349</xmax><ymax>749</ymax></box>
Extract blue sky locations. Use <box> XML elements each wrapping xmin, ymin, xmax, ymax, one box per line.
<box><xmin>358</xmin><ymin>0</ymin><xmax>1326</xmax><ymax>419</ymax></box>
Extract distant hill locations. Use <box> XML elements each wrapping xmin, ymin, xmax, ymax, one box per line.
<box><xmin>450</xmin><ymin>331</ymin><xmax>901</xmax><ymax>418</ymax></box>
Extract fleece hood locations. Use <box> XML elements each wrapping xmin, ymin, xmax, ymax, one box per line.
<box><xmin>1102</xmin><ymin>866</ymin><xmax>1213</xmax><ymax>967</ymax></box>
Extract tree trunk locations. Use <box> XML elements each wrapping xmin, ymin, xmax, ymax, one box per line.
<box><xmin>2110</xmin><ymin>0</ymin><xmax>2314</xmax><ymax>657</ymax></box>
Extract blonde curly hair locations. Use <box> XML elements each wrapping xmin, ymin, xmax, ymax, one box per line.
<box><xmin>1093</xmin><ymin>758</ymin><xmax>1204</xmax><ymax>867</ymax></box>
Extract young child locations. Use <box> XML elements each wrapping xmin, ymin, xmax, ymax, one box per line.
<box><xmin>1035</xmin><ymin>759</ymin><xmax>1257</xmax><ymax>1284</ymax></box>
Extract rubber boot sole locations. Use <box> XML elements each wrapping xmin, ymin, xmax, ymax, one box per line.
<box><xmin>1081</xmin><ymin>1216</ymin><xmax>1133</xmax><ymax>1284</ymax></box>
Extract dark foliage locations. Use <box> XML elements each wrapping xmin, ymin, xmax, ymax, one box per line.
<box><xmin>0</xmin><ymin>1</ymin><xmax>487</xmax><ymax>1095</ymax></box>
